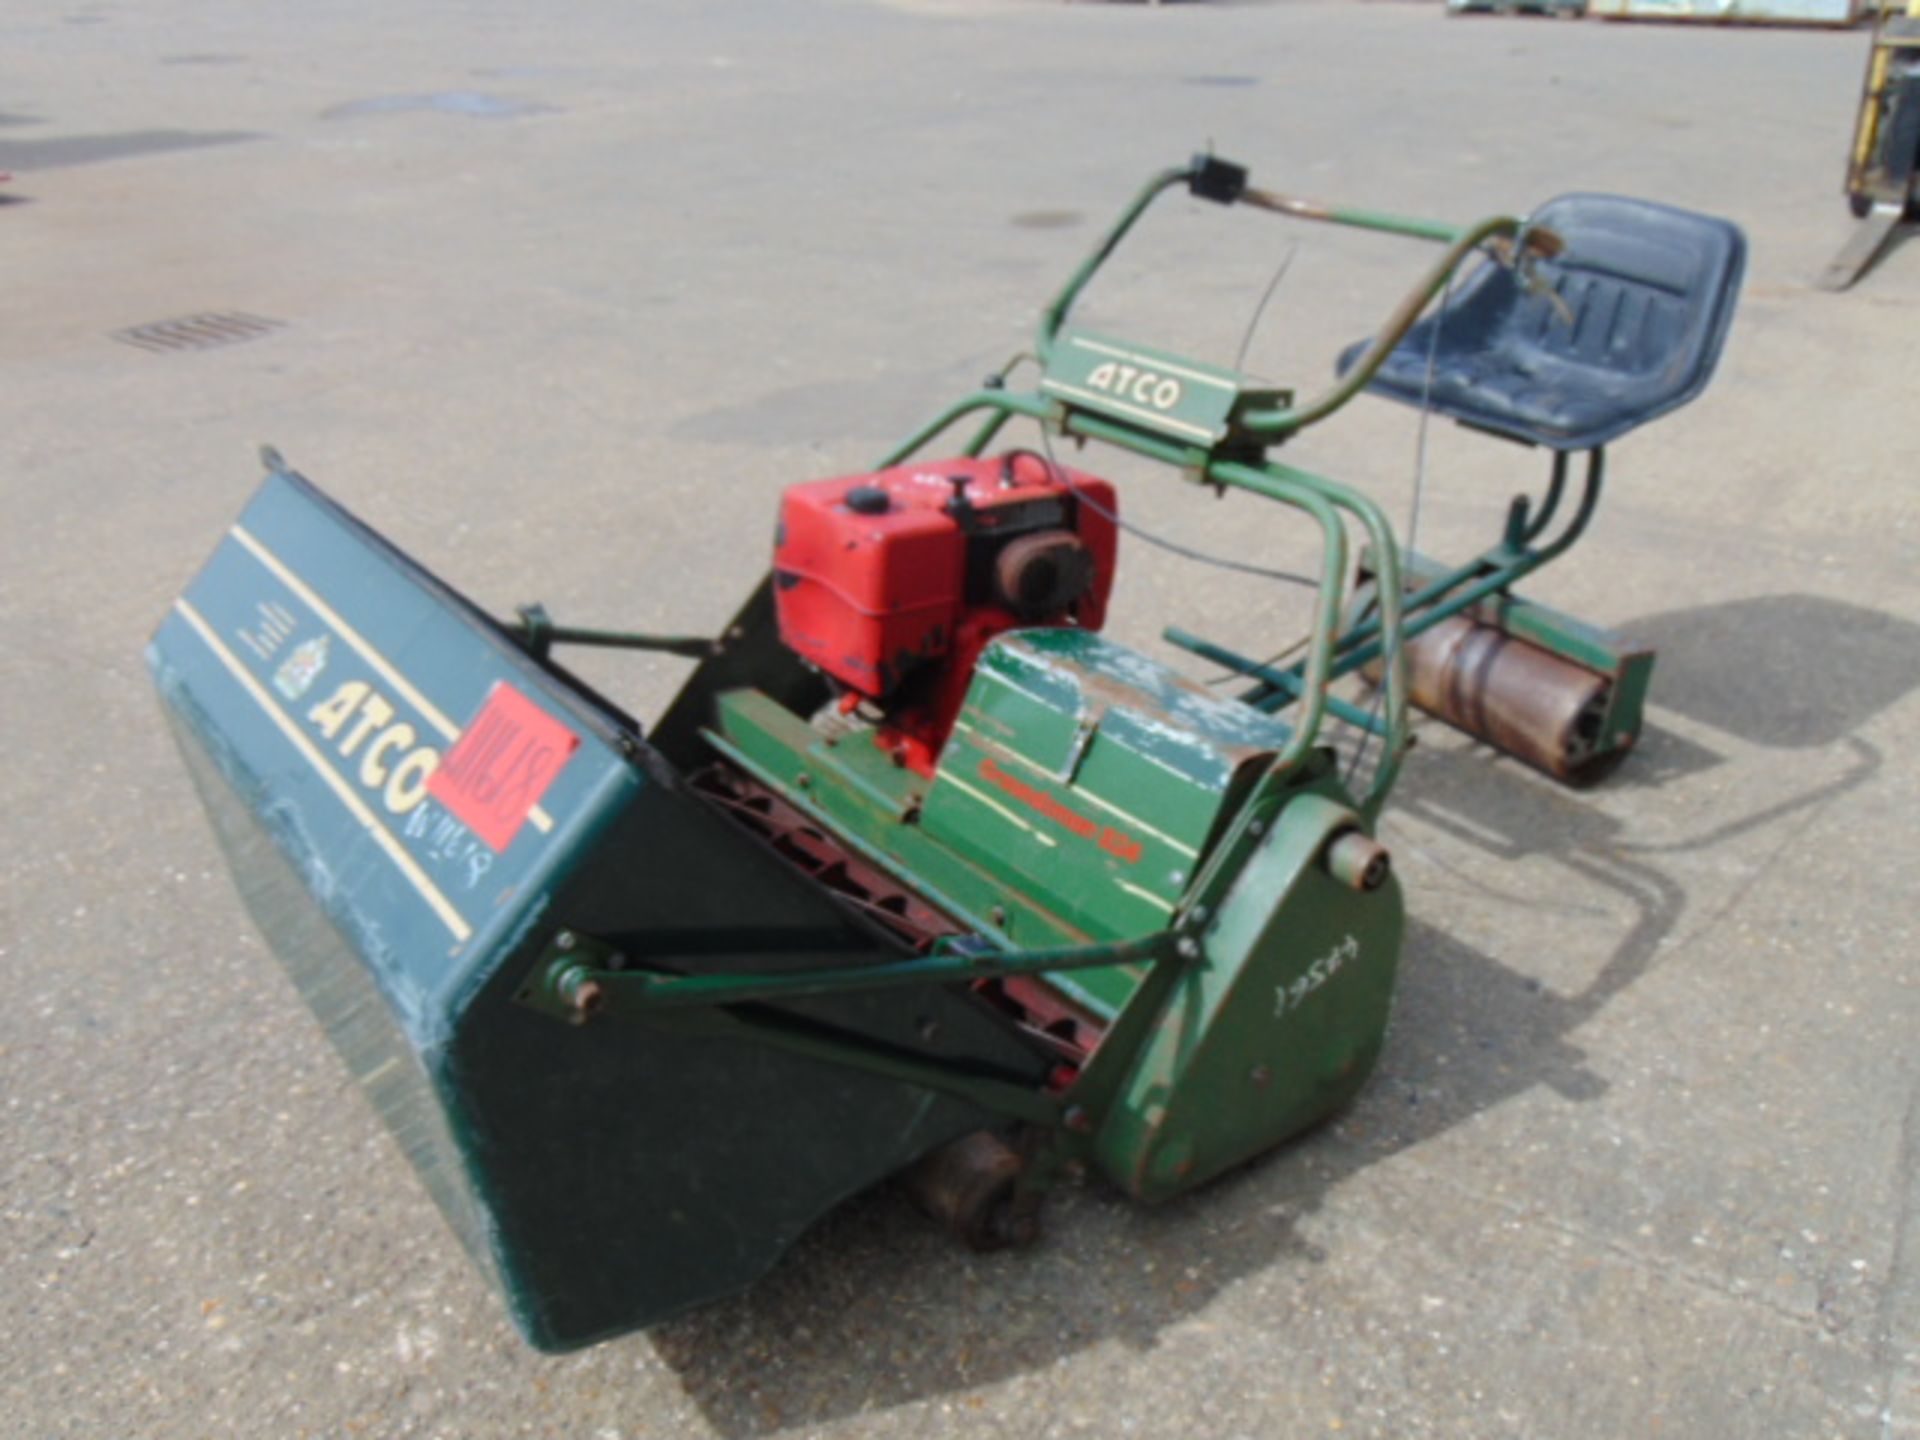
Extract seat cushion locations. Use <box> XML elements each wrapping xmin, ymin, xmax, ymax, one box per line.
<box><xmin>1338</xmin><ymin>194</ymin><xmax>1745</xmax><ymax>450</ymax></box>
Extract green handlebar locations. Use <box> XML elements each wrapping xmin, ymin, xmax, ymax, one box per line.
<box><xmin>1033</xmin><ymin>156</ymin><xmax>1556</xmax><ymax>441</ymax></box>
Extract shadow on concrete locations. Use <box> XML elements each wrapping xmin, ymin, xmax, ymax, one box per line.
<box><xmin>1614</xmin><ymin>716</ymin><xmax>1723</xmax><ymax>786</ymax></box>
<box><xmin>639</xmin><ymin>592</ymin><xmax>1915</xmax><ymax>1435</ymax></box>
<box><xmin>0</xmin><ymin>129</ymin><xmax>263</xmax><ymax>172</ymax></box>
<box><xmin>1629</xmin><ymin>592</ymin><xmax>1920</xmax><ymax>751</ymax></box>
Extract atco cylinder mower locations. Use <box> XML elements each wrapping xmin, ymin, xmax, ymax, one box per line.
<box><xmin>148</xmin><ymin>156</ymin><xmax>1743</xmax><ymax>1350</ymax></box>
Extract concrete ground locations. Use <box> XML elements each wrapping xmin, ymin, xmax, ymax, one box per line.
<box><xmin>3</xmin><ymin>0</ymin><xmax>1916</xmax><ymax>1435</ymax></box>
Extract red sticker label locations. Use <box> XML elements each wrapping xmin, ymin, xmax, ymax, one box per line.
<box><xmin>428</xmin><ymin>681</ymin><xmax>579</xmax><ymax>852</ymax></box>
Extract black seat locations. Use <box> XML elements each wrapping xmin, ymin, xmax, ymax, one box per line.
<box><xmin>1337</xmin><ymin>194</ymin><xmax>1746</xmax><ymax>451</ymax></box>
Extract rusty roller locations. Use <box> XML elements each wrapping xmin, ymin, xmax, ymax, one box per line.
<box><xmin>1379</xmin><ymin>614</ymin><xmax>1615</xmax><ymax>782</ymax></box>
<box><xmin>900</xmin><ymin>1130</ymin><xmax>1039</xmax><ymax>1252</ymax></box>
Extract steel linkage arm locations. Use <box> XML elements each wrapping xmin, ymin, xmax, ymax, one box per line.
<box><xmin>517</xmin><ymin>927</ymin><xmax>1196</xmax><ymax>1132</ymax></box>
<box><xmin>509</xmin><ymin>603</ymin><xmax>718</xmax><ymax>660</ymax></box>
<box><xmin>532</xmin><ymin>931</ymin><xmax>1180</xmax><ymax>1018</ymax></box>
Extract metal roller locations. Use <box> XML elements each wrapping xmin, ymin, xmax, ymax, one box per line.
<box><xmin>1384</xmin><ymin>614</ymin><xmax>1614</xmax><ymax>782</ymax></box>
<box><xmin>900</xmin><ymin>1130</ymin><xmax>1038</xmax><ymax>1252</ymax></box>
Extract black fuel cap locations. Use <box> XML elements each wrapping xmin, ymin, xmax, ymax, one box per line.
<box><xmin>845</xmin><ymin>485</ymin><xmax>891</xmax><ymax>515</ymax></box>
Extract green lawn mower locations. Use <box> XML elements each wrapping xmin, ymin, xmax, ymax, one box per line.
<box><xmin>148</xmin><ymin>155</ymin><xmax>1743</xmax><ymax>1350</ymax></box>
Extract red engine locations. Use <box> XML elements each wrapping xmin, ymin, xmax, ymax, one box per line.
<box><xmin>773</xmin><ymin>451</ymin><xmax>1118</xmax><ymax>772</ymax></box>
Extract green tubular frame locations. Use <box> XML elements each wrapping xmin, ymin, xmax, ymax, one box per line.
<box><xmin>878</xmin><ymin>387</ymin><xmax>1385</xmax><ymax>811</ymax></box>
<box><xmin>872</xmin><ymin>158</ymin><xmax>1567</xmax><ymax>822</ymax></box>
<box><xmin>1220</xmin><ymin>448</ymin><xmax>1607</xmax><ymax>717</ymax></box>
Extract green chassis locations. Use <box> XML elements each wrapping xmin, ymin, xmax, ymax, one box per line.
<box><xmin>531</xmin><ymin>161</ymin><xmax>1632</xmax><ymax>1214</ymax></box>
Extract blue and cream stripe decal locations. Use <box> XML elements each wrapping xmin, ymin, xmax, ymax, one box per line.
<box><xmin>172</xmin><ymin>595</ymin><xmax>476</xmax><ymax>942</ymax></box>
<box><xmin>226</xmin><ymin>523</ymin><xmax>553</xmax><ymax>833</ymax></box>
